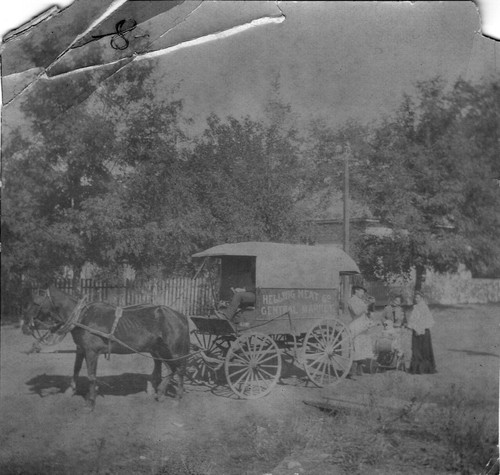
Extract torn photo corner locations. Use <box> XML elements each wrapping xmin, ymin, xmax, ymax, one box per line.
<box><xmin>1</xmin><ymin>0</ymin><xmax>285</xmax><ymax>106</ymax></box>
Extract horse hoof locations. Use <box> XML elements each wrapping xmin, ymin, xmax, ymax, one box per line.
<box><xmin>64</xmin><ymin>387</ymin><xmax>76</xmax><ymax>397</ymax></box>
<box><xmin>146</xmin><ymin>382</ymin><xmax>155</xmax><ymax>396</ymax></box>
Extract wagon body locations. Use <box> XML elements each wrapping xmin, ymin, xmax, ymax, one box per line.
<box><xmin>189</xmin><ymin>242</ymin><xmax>360</xmax><ymax>398</ymax></box>
<box><xmin>192</xmin><ymin>241</ymin><xmax>359</xmax><ymax>334</ymax></box>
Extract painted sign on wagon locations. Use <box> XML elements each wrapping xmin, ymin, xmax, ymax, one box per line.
<box><xmin>256</xmin><ymin>288</ymin><xmax>339</xmax><ymax>320</ymax></box>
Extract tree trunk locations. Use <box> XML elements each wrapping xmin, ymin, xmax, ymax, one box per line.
<box><xmin>414</xmin><ymin>264</ymin><xmax>426</xmax><ymax>292</ymax></box>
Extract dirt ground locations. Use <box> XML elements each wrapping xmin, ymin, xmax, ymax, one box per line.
<box><xmin>1</xmin><ymin>304</ymin><xmax>498</xmax><ymax>475</ymax></box>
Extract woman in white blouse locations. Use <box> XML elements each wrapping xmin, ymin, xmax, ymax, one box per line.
<box><xmin>406</xmin><ymin>291</ymin><xmax>437</xmax><ymax>374</ymax></box>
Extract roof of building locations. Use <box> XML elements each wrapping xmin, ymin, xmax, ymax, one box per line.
<box><xmin>296</xmin><ymin>189</ymin><xmax>374</xmax><ymax>221</ymax></box>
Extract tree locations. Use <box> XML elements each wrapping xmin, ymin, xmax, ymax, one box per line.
<box><xmin>3</xmin><ymin>53</ymin><xmax>312</xmax><ymax>283</ymax></box>
<box><xmin>352</xmin><ymin>78</ymin><xmax>500</xmax><ymax>287</ymax></box>
<box><xmin>2</xmin><ymin>62</ymin><xmax>158</xmax><ymax>282</ymax></box>
<box><xmin>2</xmin><ymin>107</ymin><xmax>120</xmax><ymax>281</ymax></box>
<box><xmin>187</xmin><ymin>114</ymin><xmax>309</xmax><ymax>245</ymax></box>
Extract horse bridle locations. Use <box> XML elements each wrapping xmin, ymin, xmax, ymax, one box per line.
<box><xmin>25</xmin><ymin>289</ymin><xmax>66</xmax><ymax>342</ymax></box>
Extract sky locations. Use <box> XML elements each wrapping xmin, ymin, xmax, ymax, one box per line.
<box><xmin>1</xmin><ymin>1</ymin><xmax>499</xmax><ymax>138</ymax></box>
<box><xmin>148</xmin><ymin>1</ymin><xmax>498</xmax><ymax>130</ymax></box>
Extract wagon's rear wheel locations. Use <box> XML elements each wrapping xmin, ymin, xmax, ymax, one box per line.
<box><xmin>187</xmin><ymin>331</ymin><xmax>230</xmax><ymax>385</ymax></box>
<box><xmin>302</xmin><ymin>320</ymin><xmax>353</xmax><ymax>387</ymax></box>
<box><xmin>224</xmin><ymin>333</ymin><xmax>282</xmax><ymax>399</ymax></box>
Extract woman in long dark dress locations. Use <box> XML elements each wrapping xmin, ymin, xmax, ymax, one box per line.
<box><xmin>407</xmin><ymin>292</ymin><xmax>437</xmax><ymax>374</ymax></box>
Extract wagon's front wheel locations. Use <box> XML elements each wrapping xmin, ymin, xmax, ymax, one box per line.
<box><xmin>224</xmin><ymin>333</ymin><xmax>282</xmax><ymax>399</ymax></box>
<box><xmin>302</xmin><ymin>320</ymin><xmax>353</xmax><ymax>387</ymax></box>
<box><xmin>187</xmin><ymin>331</ymin><xmax>230</xmax><ymax>385</ymax></box>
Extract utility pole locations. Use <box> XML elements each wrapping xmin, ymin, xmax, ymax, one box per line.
<box><xmin>343</xmin><ymin>143</ymin><xmax>350</xmax><ymax>254</ymax></box>
<box><xmin>342</xmin><ymin>143</ymin><xmax>351</xmax><ymax>315</ymax></box>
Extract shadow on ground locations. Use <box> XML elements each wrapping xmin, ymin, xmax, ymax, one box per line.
<box><xmin>25</xmin><ymin>372</ymin><xmax>150</xmax><ymax>398</ymax></box>
<box><xmin>448</xmin><ymin>348</ymin><xmax>499</xmax><ymax>358</ymax></box>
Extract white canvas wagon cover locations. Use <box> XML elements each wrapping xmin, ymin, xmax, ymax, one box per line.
<box><xmin>192</xmin><ymin>242</ymin><xmax>359</xmax><ymax>289</ymax></box>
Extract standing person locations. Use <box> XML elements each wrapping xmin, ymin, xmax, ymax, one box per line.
<box><xmin>348</xmin><ymin>285</ymin><xmax>377</xmax><ymax>375</ymax></box>
<box><xmin>381</xmin><ymin>295</ymin><xmax>405</xmax><ymax>329</ymax></box>
<box><xmin>407</xmin><ymin>291</ymin><xmax>437</xmax><ymax>374</ymax></box>
<box><xmin>381</xmin><ymin>295</ymin><xmax>412</xmax><ymax>370</ymax></box>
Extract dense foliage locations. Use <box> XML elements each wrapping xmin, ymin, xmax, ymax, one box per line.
<box><xmin>352</xmin><ymin>78</ymin><xmax>500</xmax><ymax>285</ymax></box>
<box><xmin>3</xmin><ymin>69</ymin><xmax>498</xmax><ymax>299</ymax></box>
<box><xmin>2</xmin><ymin>67</ymin><xmax>309</xmax><ymax>286</ymax></box>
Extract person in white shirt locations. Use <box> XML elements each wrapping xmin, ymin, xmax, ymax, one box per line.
<box><xmin>348</xmin><ymin>285</ymin><xmax>377</xmax><ymax>375</ymax></box>
<box><xmin>406</xmin><ymin>291</ymin><xmax>436</xmax><ymax>374</ymax></box>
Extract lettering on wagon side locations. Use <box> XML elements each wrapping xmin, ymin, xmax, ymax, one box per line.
<box><xmin>258</xmin><ymin>289</ymin><xmax>338</xmax><ymax>320</ymax></box>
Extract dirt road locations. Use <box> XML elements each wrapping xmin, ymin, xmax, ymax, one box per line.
<box><xmin>1</xmin><ymin>304</ymin><xmax>498</xmax><ymax>474</ymax></box>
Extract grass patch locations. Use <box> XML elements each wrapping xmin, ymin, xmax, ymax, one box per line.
<box><xmin>153</xmin><ymin>413</ymin><xmax>310</xmax><ymax>475</ymax></box>
<box><xmin>153</xmin><ymin>384</ymin><xmax>498</xmax><ymax>475</ymax></box>
<box><xmin>429</xmin><ymin>385</ymin><xmax>498</xmax><ymax>474</ymax></box>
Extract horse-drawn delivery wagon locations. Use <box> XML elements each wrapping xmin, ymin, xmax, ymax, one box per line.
<box><xmin>188</xmin><ymin>241</ymin><xmax>360</xmax><ymax>399</ymax></box>
<box><xmin>22</xmin><ymin>241</ymin><xmax>383</xmax><ymax>406</ymax></box>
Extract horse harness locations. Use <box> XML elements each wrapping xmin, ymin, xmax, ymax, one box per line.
<box><xmin>31</xmin><ymin>289</ymin><xmax>124</xmax><ymax>359</ymax></box>
<box><xmin>106</xmin><ymin>307</ymin><xmax>123</xmax><ymax>359</ymax></box>
<box><xmin>30</xmin><ymin>290</ymin><xmax>196</xmax><ymax>363</ymax></box>
<box><xmin>66</xmin><ymin>301</ymin><xmax>125</xmax><ymax>360</ymax></box>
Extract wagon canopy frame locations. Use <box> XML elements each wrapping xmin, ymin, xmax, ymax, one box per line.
<box><xmin>192</xmin><ymin>241</ymin><xmax>359</xmax><ymax>289</ymax></box>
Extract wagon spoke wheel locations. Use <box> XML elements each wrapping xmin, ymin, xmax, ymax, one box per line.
<box><xmin>187</xmin><ymin>331</ymin><xmax>230</xmax><ymax>386</ymax></box>
<box><xmin>302</xmin><ymin>320</ymin><xmax>353</xmax><ymax>387</ymax></box>
<box><xmin>225</xmin><ymin>333</ymin><xmax>282</xmax><ymax>399</ymax></box>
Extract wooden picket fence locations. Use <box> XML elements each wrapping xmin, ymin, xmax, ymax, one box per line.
<box><xmin>54</xmin><ymin>277</ymin><xmax>215</xmax><ymax>316</ymax></box>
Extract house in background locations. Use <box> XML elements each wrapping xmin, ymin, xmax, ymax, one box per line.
<box><xmin>297</xmin><ymin>189</ymin><xmax>500</xmax><ymax>305</ymax></box>
<box><xmin>298</xmin><ymin>188</ymin><xmax>380</xmax><ymax>247</ymax></box>
<box><xmin>297</xmin><ymin>189</ymin><xmax>395</xmax><ymax>306</ymax></box>
<box><xmin>308</xmin><ymin>217</ymin><xmax>381</xmax><ymax>246</ymax></box>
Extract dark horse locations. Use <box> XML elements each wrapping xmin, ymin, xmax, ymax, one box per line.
<box><xmin>22</xmin><ymin>285</ymin><xmax>190</xmax><ymax>410</ymax></box>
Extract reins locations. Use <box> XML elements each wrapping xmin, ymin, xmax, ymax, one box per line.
<box><xmin>240</xmin><ymin>311</ymin><xmax>292</xmax><ymax>331</ymax></box>
<box><xmin>32</xmin><ymin>293</ymin><xmax>197</xmax><ymax>363</ymax></box>
<box><xmin>71</xmin><ymin>321</ymin><xmax>201</xmax><ymax>362</ymax></box>
<box><xmin>28</xmin><ymin>291</ymin><xmax>69</xmax><ymax>346</ymax></box>
<box><xmin>29</xmin><ymin>291</ymin><xmax>292</xmax><ymax>365</ymax></box>
<box><xmin>56</xmin><ymin>295</ymin><xmax>89</xmax><ymax>336</ymax></box>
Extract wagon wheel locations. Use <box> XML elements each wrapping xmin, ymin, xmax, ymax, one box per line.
<box><xmin>396</xmin><ymin>353</ymin><xmax>407</xmax><ymax>372</ymax></box>
<box><xmin>187</xmin><ymin>331</ymin><xmax>231</xmax><ymax>385</ymax></box>
<box><xmin>224</xmin><ymin>333</ymin><xmax>282</xmax><ymax>399</ymax></box>
<box><xmin>367</xmin><ymin>357</ymin><xmax>380</xmax><ymax>374</ymax></box>
<box><xmin>302</xmin><ymin>320</ymin><xmax>353</xmax><ymax>387</ymax></box>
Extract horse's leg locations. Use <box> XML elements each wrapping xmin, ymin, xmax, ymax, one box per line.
<box><xmin>155</xmin><ymin>362</ymin><xmax>172</xmax><ymax>402</ymax></box>
<box><xmin>66</xmin><ymin>347</ymin><xmax>84</xmax><ymax>396</ymax></box>
<box><xmin>147</xmin><ymin>357</ymin><xmax>162</xmax><ymax>396</ymax></box>
<box><xmin>84</xmin><ymin>350</ymin><xmax>99</xmax><ymax>410</ymax></box>
<box><xmin>157</xmin><ymin>360</ymin><xmax>185</xmax><ymax>401</ymax></box>
<box><xmin>176</xmin><ymin>359</ymin><xmax>186</xmax><ymax>400</ymax></box>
